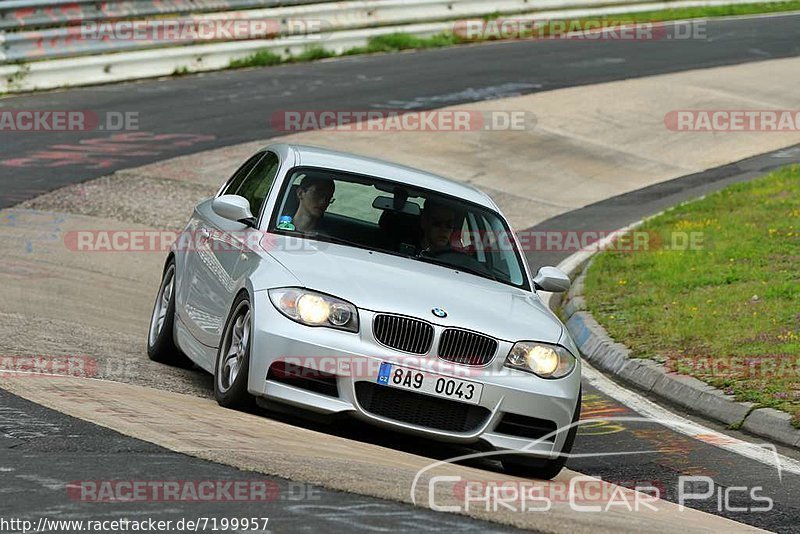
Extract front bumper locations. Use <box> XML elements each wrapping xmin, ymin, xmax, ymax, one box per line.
<box><xmin>248</xmin><ymin>291</ymin><xmax>581</xmax><ymax>459</ymax></box>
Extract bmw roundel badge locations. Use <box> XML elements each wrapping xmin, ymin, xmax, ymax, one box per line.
<box><xmin>432</xmin><ymin>307</ymin><xmax>448</xmax><ymax>318</ymax></box>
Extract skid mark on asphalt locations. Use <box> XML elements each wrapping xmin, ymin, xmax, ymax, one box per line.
<box><xmin>0</xmin><ymin>133</ymin><xmax>215</xmax><ymax>170</ymax></box>
<box><xmin>630</xmin><ymin>428</ymin><xmax>717</xmax><ymax>477</ymax></box>
<box><xmin>371</xmin><ymin>83</ymin><xmax>543</xmax><ymax>110</ymax></box>
<box><xmin>575</xmin><ymin>387</ymin><xmax>724</xmax><ymax>477</ymax></box>
<box><xmin>0</xmin><ymin>405</ymin><xmax>62</xmax><ymax>439</ymax></box>
<box><xmin>582</xmin><ymin>363</ymin><xmax>800</xmax><ymax>478</ymax></box>
<box><xmin>284</xmin><ymin>503</ymin><xmax>504</xmax><ymax>532</ymax></box>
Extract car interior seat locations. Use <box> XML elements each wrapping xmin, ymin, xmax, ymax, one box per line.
<box><xmin>379</xmin><ymin>210</ymin><xmax>423</xmax><ymax>253</ymax></box>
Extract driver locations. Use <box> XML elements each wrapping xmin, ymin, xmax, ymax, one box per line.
<box><xmin>419</xmin><ymin>199</ymin><xmax>457</xmax><ymax>254</ymax></box>
<box><xmin>293</xmin><ymin>176</ymin><xmax>335</xmax><ymax>233</ymax></box>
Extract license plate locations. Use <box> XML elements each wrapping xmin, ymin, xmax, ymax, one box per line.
<box><xmin>376</xmin><ymin>362</ymin><xmax>483</xmax><ymax>405</ymax></box>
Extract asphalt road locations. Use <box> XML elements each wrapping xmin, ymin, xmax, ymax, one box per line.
<box><xmin>3</xmin><ymin>149</ymin><xmax>799</xmax><ymax>533</ymax></box>
<box><xmin>0</xmin><ymin>388</ymin><xmax>518</xmax><ymax>534</ymax></box>
<box><xmin>1</xmin><ymin>14</ymin><xmax>800</xmax><ymax>207</ymax></box>
<box><xmin>2</xmin><ymin>12</ymin><xmax>800</xmax><ymax>533</ymax></box>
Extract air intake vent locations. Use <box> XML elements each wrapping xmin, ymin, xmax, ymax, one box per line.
<box><xmin>372</xmin><ymin>314</ymin><xmax>434</xmax><ymax>354</ymax></box>
<box><xmin>355</xmin><ymin>382</ymin><xmax>490</xmax><ymax>433</ymax></box>
<box><xmin>495</xmin><ymin>413</ymin><xmax>558</xmax><ymax>441</ymax></box>
<box><xmin>267</xmin><ymin>362</ymin><xmax>339</xmax><ymax>398</ymax></box>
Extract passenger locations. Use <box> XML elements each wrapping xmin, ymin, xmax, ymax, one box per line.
<box><xmin>419</xmin><ymin>199</ymin><xmax>457</xmax><ymax>254</ymax></box>
<box><xmin>292</xmin><ymin>176</ymin><xmax>335</xmax><ymax>233</ymax></box>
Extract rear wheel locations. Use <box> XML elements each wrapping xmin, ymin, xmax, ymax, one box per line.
<box><xmin>147</xmin><ymin>260</ymin><xmax>190</xmax><ymax>366</ymax></box>
<box><xmin>502</xmin><ymin>388</ymin><xmax>582</xmax><ymax>480</ymax></box>
<box><xmin>214</xmin><ymin>293</ymin><xmax>254</xmax><ymax>409</ymax></box>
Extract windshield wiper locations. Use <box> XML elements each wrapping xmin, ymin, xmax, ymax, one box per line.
<box><xmin>313</xmin><ymin>233</ymin><xmax>367</xmax><ymax>249</ymax></box>
<box><xmin>314</xmin><ymin>234</ymin><xmax>411</xmax><ymax>259</ymax></box>
<box><xmin>414</xmin><ymin>255</ymin><xmax>501</xmax><ymax>283</ymax></box>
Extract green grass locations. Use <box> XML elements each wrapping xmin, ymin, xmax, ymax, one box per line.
<box><xmin>611</xmin><ymin>0</ymin><xmax>800</xmax><ymax>21</ymax></box>
<box><xmin>342</xmin><ymin>33</ymin><xmax>459</xmax><ymax>56</ymax></box>
<box><xmin>229</xmin><ymin>49</ymin><xmax>283</xmax><ymax>69</ymax></box>
<box><xmin>483</xmin><ymin>11</ymin><xmax>505</xmax><ymax>22</ymax></box>
<box><xmin>229</xmin><ymin>33</ymin><xmax>457</xmax><ymax>69</ymax></box>
<box><xmin>583</xmin><ymin>166</ymin><xmax>800</xmax><ymax>426</ymax></box>
<box><xmin>291</xmin><ymin>45</ymin><xmax>337</xmax><ymax>62</ymax></box>
<box><xmin>226</xmin><ymin>1</ymin><xmax>800</xmax><ymax>72</ymax></box>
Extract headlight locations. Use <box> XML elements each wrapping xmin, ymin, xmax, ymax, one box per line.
<box><xmin>269</xmin><ymin>288</ymin><xmax>359</xmax><ymax>332</ymax></box>
<box><xmin>505</xmin><ymin>341</ymin><xmax>576</xmax><ymax>379</ymax></box>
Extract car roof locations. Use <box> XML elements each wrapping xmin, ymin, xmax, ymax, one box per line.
<box><xmin>266</xmin><ymin>143</ymin><xmax>499</xmax><ymax>210</ymax></box>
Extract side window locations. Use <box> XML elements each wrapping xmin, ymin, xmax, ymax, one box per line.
<box><xmin>233</xmin><ymin>152</ymin><xmax>280</xmax><ymax>219</ymax></box>
<box><xmin>221</xmin><ymin>153</ymin><xmax>263</xmax><ymax>196</ymax></box>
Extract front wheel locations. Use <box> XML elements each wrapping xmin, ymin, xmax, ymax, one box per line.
<box><xmin>502</xmin><ymin>388</ymin><xmax>582</xmax><ymax>480</ymax></box>
<box><xmin>214</xmin><ymin>293</ymin><xmax>254</xmax><ymax>409</ymax></box>
<box><xmin>147</xmin><ymin>259</ymin><xmax>190</xmax><ymax>367</ymax></box>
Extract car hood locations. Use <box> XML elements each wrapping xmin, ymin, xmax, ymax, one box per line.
<box><xmin>265</xmin><ymin>240</ymin><xmax>563</xmax><ymax>343</ymax></box>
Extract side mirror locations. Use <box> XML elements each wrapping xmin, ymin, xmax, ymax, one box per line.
<box><xmin>533</xmin><ymin>266</ymin><xmax>571</xmax><ymax>293</ymax></box>
<box><xmin>212</xmin><ymin>195</ymin><xmax>255</xmax><ymax>226</ymax></box>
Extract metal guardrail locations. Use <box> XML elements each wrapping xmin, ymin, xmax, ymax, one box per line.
<box><xmin>7</xmin><ymin>0</ymin><xmax>791</xmax><ymax>65</ymax></box>
<box><xmin>0</xmin><ymin>0</ymin><xmax>652</xmax><ymax>64</ymax></box>
<box><xmin>0</xmin><ymin>0</ymin><xmax>333</xmax><ymax>31</ymax></box>
<box><xmin>0</xmin><ymin>0</ymin><xmax>785</xmax><ymax>92</ymax></box>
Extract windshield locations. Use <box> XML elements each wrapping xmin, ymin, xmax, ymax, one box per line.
<box><xmin>270</xmin><ymin>167</ymin><xmax>530</xmax><ymax>290</ymax></box>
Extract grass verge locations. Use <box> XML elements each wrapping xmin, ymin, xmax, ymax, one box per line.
<box><xmin>228</xmin><ymin>33</ymin><xmax>458</xmax><ymax>69</ymax></box>
<box><xmin>580</xmin><ymin>0</ymin><xmax>800</xmax><ymax>22</ymax></box>
<box><xmin>225</xmin><ymin>1</ymin><xmax>800</xmax><ymax>71</ymax></box>
<box><xmin>342</xmin><ymin>33</ymin><xmax>459</xmax><ymax>55</ymax></box>
<box><xmin>583</xmin><ymin>166</ymin><xmax>800</xmax><ymax>427</ymax></box>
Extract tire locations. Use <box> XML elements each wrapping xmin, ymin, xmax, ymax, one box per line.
<box><xmin>502</xmin><ymin>388</ymin><xmax>582</xmax><ymax>480</ymax></box>
<box><xmin>147</xmin><ymin>259</ymin><xmax>190</xmax><ymax>367</ymax></box>
<box><xmin>214</xmin><ymin>292</ymin><xmax>254</xmax><ymax>409</ymax></box>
